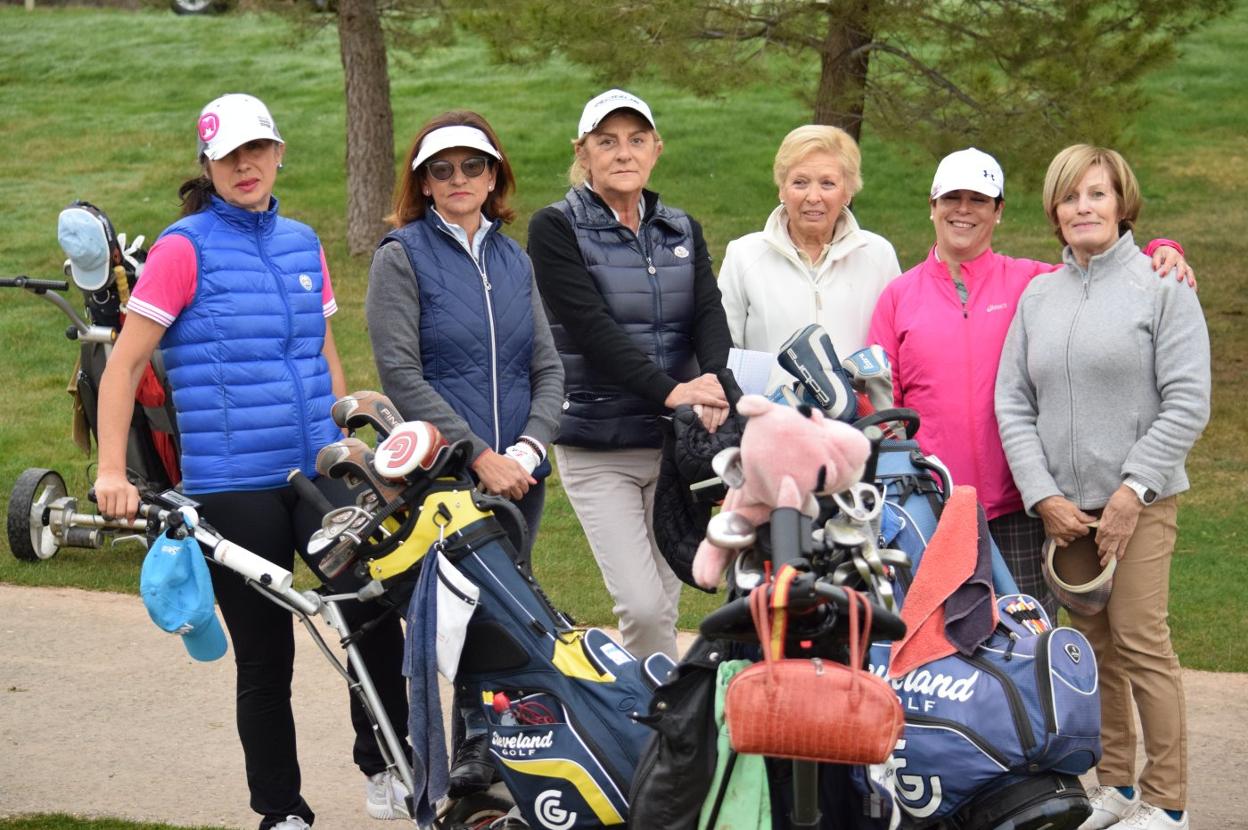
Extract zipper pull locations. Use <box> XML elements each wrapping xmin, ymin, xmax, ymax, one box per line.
<box><xmin>646</xmin><ymin>256</ymin><xmax>656</xmax><ymax>276</ymax></box>
<box><xmin>815</xmin><ymin>291</ymin><xmax>822</xmax><ymax>311</ymax></box>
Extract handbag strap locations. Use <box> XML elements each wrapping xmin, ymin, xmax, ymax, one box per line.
<box><xmin>843</xmin><ymin>587</ymin><xmax>874</xmax><ymax>700</ymax></box>
<box><xmin>749</xmin><ymin>572</ymin><xmax>875</xmax><ymax>687</ymax></box>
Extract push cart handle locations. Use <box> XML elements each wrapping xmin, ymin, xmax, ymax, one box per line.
<box><xmin>0</xmin><ymin>276</ymin><xmax>69</xmax><ymax>292</ymax></box>
<box><xmin>699</xmin><ymin>571</ymin><xmax>906</xmax><ymax>644</ymax></box>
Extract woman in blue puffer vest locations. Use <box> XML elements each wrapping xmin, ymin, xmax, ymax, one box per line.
<box><xmin>365</xmin><ymin>110</ymin><xmax>564</xmax><ymax>799</ymax></box>
<box><xmin>93</xmin><ymin>94</ymin><xmax>410</xmax><ymax>830</ymax></box>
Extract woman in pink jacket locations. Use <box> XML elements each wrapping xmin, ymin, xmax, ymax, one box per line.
<box><xmin>867</xmin><ymin>148</ymin><xmax>1191</xmax><ymax>616</ymax></box>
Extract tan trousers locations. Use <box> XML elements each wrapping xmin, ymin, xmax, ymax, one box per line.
<box><xmin>1057</xmin><ymin>496</ymin><xmax>1186</xmax><ymax>810</ymax></box>
<box><xmin>554</xmin><ymin>445</ymin><xmax>683</xmax><ymax>660</ymax></box>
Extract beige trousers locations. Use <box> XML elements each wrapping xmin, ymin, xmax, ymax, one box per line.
<box><xmin>1058</xmin><ymin>497</ymin><xmax>1186</xmax><ymax>810</ymax></box>
<box><xmin>554</xmin><ymin>445</ymin><xmax>683</xmax><ymax>660</ymax></box>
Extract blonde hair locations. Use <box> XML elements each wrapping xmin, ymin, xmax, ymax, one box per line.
<box><xmin>567</xmin><ymin>112</ymin><xmax>662</xmax><ymax>187</ymax></box>
<box><xmin>773</xmin><ymin>125</ymin><xmax>863</xmax><ymax>195</ymax></box>
<box><xmin>1042</xmin><ymin>144</ymin><xmax>1141</xmax><ymax>245</ymax></box>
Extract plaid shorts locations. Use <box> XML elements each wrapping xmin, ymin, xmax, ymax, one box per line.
<box><xmin>988</xmin><ymin>509</ymin><xmax>1057</xmax><ymax>620</ymax></box>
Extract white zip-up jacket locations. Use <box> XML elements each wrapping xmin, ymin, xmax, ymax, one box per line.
<box><xmin>719</xmin><ymin>204</ymin><xmax>901</xmax><ymax>392</ymax></box>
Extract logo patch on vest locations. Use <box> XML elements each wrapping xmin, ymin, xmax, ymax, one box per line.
<box><xmin>673</xmin><ymin>245</ymin><xmax>690</xmax><ymax>258</ymax></box>
<box><xmin>298</xmin><ymin>274</ymin><xmax>314</xmax><ymax>291</ymax></box>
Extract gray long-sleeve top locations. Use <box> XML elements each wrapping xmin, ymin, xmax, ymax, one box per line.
<box><xmin>365</xmin><ymin>239</ymin><xmax>564</xmax><ymax>461</ymax></box>
<box><xmin>995</xmin><ymin>231</ymin><xmax>1210</xmax><ymax>512</ymax></box>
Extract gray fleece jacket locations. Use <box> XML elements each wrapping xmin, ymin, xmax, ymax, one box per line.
<box><xmin>995</xmin><ymin>231</ymin><xmax>1210</xmax><ymax>512</ymax></box>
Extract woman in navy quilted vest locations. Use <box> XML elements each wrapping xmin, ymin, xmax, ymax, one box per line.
<box><xmin>527</xmin><ymin>89</ymin><xmax>733</xmax><ymax>662</ymax></box>
<box><xmin>92</xmin><ymin>94</ymin><xmax>411</xmax><ymax>830</ymax></box>
<box><xmin>365</xmin><ymin>111</ymin><xmax>564</xmax><ymax>798</ymax></box>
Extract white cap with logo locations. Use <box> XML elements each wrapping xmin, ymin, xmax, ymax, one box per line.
<box><xmin>930</xmin><ymin>147</ymin><xmax>1004</xmax><ymax>200</ymax></box>
<box><xmin>197</xmin><ymin>93</ymin><xmax>284</xmax><ymax>161</ymax></box>
<box><xmin>577</xmin><ymin>89</ymin><xmax>656</xmax><ymax>138</ymax></box>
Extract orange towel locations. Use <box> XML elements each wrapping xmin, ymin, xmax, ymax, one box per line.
<box><xmin>889</xmin><ymin>485</ymin><xmax>980</xmax><ymax>678</ymax></box>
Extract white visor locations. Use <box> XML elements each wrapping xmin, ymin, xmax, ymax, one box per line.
<box><xmin>412</xmin><ymin>126</ymin><xmax>502</xmax><ymax>171</ymax></box>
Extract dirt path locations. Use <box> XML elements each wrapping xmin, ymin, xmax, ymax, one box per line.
<box><xmin>1</xmin><ymin>584</ymin><xmax>1244</xmax><ymax>829</ymax></box>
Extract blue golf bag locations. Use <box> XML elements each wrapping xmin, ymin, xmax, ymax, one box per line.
<box><xmin>437</xmin><ymin>497</ymin><xmax>676</xmax><ymax>829</ymax></box>
<box><xmin>870</xmin><ymin>438</ymin><xmax>1099</xmax><ymax>829</ymax></box>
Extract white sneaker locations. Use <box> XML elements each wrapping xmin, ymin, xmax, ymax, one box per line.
<box><xmin>273</xmin><ymin>818</ymin><xmax>311</xmax><ymax>830</ymax></box>
<box><xmin>1111</xmin><ymin>802</ymin><xmax>1189</xmax><ymax>830</ymax></box>
<box><xmin>366</xmin><ymin>769</ymin><xmax>412</xmax><ymax>820</ymax></box>
<box><xmin>1079</xmin><ymin>786</ymin><xmax>1141</xmax><ymax>830</ymax></box>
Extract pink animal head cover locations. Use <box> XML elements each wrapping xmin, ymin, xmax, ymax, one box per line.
<box><xmin>734</xmin><ymin>394</ymin><xmax>871</xmax><ymax>508</ymax></box>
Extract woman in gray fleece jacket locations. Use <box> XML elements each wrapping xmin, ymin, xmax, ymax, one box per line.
<box><xmin>995</xmin><ymin>145</ymin><xmax>1209</xmax><ymax>830</ymax></box>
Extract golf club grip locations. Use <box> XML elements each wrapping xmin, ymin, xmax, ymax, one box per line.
<box><xmin>287</xmin><ymin>469</ymin><xmax>335</xmax><ymax>517</ymax></box>
<box><xmin>201</xmin><ymin>533</ymin><xmax>294</xmax><ymax>592</ymax></box>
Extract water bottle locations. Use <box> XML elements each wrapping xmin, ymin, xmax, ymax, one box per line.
<box><xmin>492</xmin><ymin>691</ymin><xmax>517</xmax><ymax>726</ymax></box>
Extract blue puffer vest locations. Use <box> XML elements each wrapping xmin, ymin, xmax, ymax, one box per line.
<box><xmin>383</xmin><ymin>213</ymin><xmax>534</xmax><ymax>452</ymax></box>
<box><xmin>552</xmin><ymin>186</ymin><xmax>698</xmax><ymax>449</ymax></box>
<box><xmin>158</xmin><ymin>195</ymin><xmax>340</xmax><ymax>493</ymax></box>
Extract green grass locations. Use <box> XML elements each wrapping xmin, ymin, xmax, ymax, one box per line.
<box><xmin>1</xmin><ymin>4</ymin><xmax>1245</xmax><ymax>672</ymax></box>
<box><xmin>0</xmin><ymin>819</ymin><xmax>230</xmax><ymax>830</ymax></box>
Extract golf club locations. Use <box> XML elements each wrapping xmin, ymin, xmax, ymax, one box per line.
<box><xmin>330</xmin><ymin>390</ymin><xmax>404</xmax><ymax>438</ymax></box>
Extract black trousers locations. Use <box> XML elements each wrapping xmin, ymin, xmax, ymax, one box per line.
<box><xmin>198</xmin><ymin>480</ymin><xmax>409</xmax><ymax>829</ymax></box>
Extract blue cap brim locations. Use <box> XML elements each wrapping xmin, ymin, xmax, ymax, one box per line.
<box><xmin>181</xmin><ymin>613</ymin><xmax>228</xmax><ymax>662</ymax></box>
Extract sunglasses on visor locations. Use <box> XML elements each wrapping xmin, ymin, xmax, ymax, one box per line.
<box><xmin>425</xmin><ymin>156</ymin><xmax>492</xmax><ymax>181</ymax></box>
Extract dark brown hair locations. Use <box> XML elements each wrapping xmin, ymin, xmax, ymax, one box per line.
<box><xmin>389</xmin><ymin>110</ymin><xmax>517</xmax><ymax>228</ymax></box>
<box><xmin>177</xmin><ymin>170</ymin><xmax>217</xmax><ymax>216</ymax></box>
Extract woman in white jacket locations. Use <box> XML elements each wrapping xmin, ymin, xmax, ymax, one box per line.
<box><xmin>719</xmin><ymin>124</ymin><xmax>901</xmax><ymax>392</ymax></box>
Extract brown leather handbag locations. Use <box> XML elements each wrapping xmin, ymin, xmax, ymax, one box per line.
<box><xmin>723</xmin><ymin>572</ymin><xmax>904</xmax><ymax>764</ymax></box>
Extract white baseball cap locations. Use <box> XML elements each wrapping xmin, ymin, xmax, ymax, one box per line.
<box><xmin>58</xmin><ymin>206</ymin><xmax>112</xmax><ymax>291</ymax></box>
<box><xmin>196</xmin><ymin>94</ymin><xmax>283</xmax><ymax>161</ymax></box>
<box><xmin>930</xmin><ymin>147</ymin><xmax>1004</xmax><ymax>200</ymax></box>
<box><xmin>577</xmin><ymin>89</ymin><xmax>656</xmax><ymax>138</ymax></box>
<box><xmin>411</xmin><ymin>125</ymin><xmax>502</xmax><ymax>171</ymax></box>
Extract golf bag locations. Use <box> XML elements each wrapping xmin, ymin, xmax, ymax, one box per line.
<box><xmin>871</xmin><ymin>443</ymin><xmax>1098</xmax><ymax>829</ymax></box>
<box><xmin>437</xmin><ymin>499</ymin><xmax>676</xmax><ymax>829</ymax></box>
<box><xmin>59</xmin><ymin>201</ymin><xmax>181</xmax><ymax>491</ymax></box>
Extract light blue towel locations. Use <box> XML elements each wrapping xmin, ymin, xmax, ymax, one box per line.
<box><xmin>403</xmin><ymin>552</ymin><xmax>449</xmax><ymax>826</ymax></box>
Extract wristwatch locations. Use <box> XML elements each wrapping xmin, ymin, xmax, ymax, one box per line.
<box><xmin>1124</xmin><ymin>478</ymin><xmax>1158</xmax><ymax>506</ymax></box>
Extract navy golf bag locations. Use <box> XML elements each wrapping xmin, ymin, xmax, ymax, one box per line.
<box><xmin>871</xmin><ymin>437</ymin><xmax>1099</xmax><ymax>830</ymax></box>
<box><xmin>436</xmin><ymin>497</ymin><xmax>676</xmax><ymax>829</ymax></box>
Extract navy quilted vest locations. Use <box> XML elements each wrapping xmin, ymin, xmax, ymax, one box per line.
<box><xmin>551</xmin><ymin>186</ymin><xmax>698</xmax><ymax>449</ymax></box>
<box><xmin>158</xmin><ymin>196</ymin><xmax>339</xmax><ymax>493</ymax></box>
<box><xmin>383</xmin><ymin>214</ymin><xmax>533</xmax><ymax>451</ymax></box>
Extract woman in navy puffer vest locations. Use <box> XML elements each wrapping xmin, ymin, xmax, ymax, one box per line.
<box><xmin>93</xmin><ymin>94</ymin><xmax>410</xmax><ymax>830</ymax></box>
<box><xmin>365</xmin><ymin>111</ymin><xmax>564</xmax><ymax>797</ymax></box>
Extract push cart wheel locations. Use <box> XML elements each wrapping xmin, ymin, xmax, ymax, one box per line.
<box><xmin>7</xmin><ymin>468</ymin><xmax>68</xmax><ymax>561</ymax></box>
<box><xmin>435</xmin><ymin>787</ymin><xmax>514</xmax><ymax>829</ymax></box>
<box><xmin>170</xmin><ymin>0</ymin><xmax>226</xmax><ymax>14</ymax></box>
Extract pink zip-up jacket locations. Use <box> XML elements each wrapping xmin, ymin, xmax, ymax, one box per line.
<box><xmin>868</xmin><ymin>246</ymin><xmax>1056</xmax><ymax>519</ymax></box>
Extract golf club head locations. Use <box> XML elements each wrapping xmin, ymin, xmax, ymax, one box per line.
<box><xmin>315</xmin><ymin>437</ymin><xmax>406</xmax><ymax>505</ymax></box>
<box><xmin>777</xmin><ymin>324</ymin><xmax>856</xmax><ymax>422</ymax></box>
<box><xmin>330</xmin><ymin>390</ymin><xmax>404</xmax><ymax>438</ymax></box>
<box><xmin>374</xmin><ymin>420</ymin><xmax>449</xmax><ymax>481</ymax></box>
<box><xmin>706</xmin><ymin>510</ymin><xmax>757</xmax><ymax>550</ymax></box>
<box><xmin>842</xmin><ymin>345</ymin><xmax>894</xmax><ymax>412</ymax></box>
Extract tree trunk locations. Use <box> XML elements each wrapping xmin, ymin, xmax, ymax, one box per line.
<box><xmin>813</xmin><ymin>0</ymin><xmax>872</xmax><ymax>141</ymax></box>
<box><xmin>337</xmin><ymin>0</ymin><xmax>394</xmax><ymax>256</ymax></box>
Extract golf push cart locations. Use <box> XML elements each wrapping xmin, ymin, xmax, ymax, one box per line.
<box><xmin>3</xmin><ymin>201</ymin><xmax>180</xmax><ymax>562</ymax></box>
